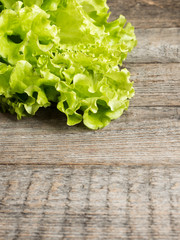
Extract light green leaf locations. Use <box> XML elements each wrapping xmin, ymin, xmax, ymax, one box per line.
<box><xmin>0</xmin><ymin>0</ymin><xmax>137</xmax><ymax>129</ymax></box>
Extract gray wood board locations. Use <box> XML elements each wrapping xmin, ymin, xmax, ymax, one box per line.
<box><xmin>0</xmin><ymin>106</ymin><xmax>179</xmax><ymax>165</ymax></box>
<box><xmin>126</xmin><ymin>28</ymin><xmax>180</xmax><ymax>64</ymax></box>
<box><xmin>107</xmin><ymin>0</ymin><xmax>180</xmax><ymax>28</ymax></box>
<box><xmin>0</xmin><ymin>165</ymin><xmax>180</xmax><ymax>239</ymax></box>
<box><xmin>125</xmin><ymin>63</ymin><xmax>180</xmax><ymax>107</ymax></box>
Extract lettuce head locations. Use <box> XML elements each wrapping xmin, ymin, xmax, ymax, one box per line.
<box><xmin>0</xmin><ymin>0</ymin><xmax>137</xmax><ymax>129</ymax></box>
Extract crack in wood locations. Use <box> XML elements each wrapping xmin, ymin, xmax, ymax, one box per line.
<box><xmin>35</xmin><ymin>173</ymin><xmax>54</xmax><ymax>240</ymax></box>
<box><xmin>60</xmin><ymin>168</ymin><xmax>73</xmax><ymax>239</ymax></box>
<box><xmin>103</xmin><ymin>166</ymin><xmax>111</xmax><ymax>237</ymax></box>
<box><xmin>148</xmin><ymin>168</ymin><xmax>155</xmax><ymax>239</ymax></box>
<box><xmin>168</xmin><ymin>169</ymin><xmax>178</xmax><ymax>238</ymax></box>
<box><xmin>125</xmin><ymin>168</ymin><xmax>133</xmax><ymax>238</ymax></box>
<box><xmin>82</xmin><ymin>166</ymin><xmax>93</xmax><ymax>238</ymax></box>
<box><xmin>0</xmin><ymin>179</ymin><xmax>11</xmax><ymax>204</ymax></box>
<box><xmin>12</xmin><ymin>171</ymin><xmax>34</xmax><ymax>240</ymax></box>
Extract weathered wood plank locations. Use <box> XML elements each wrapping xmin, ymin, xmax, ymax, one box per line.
<box><xmin>0</xmin><ymin>106</ymin><xmax>179</xmax><ymax>165</ymax></box>
<box><xmin>107</xmin><ymin>0</ymin><xmax>180</xmax><ymax>29</ymax></box>
<box><xmin>0</xmin><ymin>165</ymin><xmax>180</xmax><ymax>239</ymax></box>
<box><xmin>126</xmin><ymin>28</ymin><xmax>180</xmax><ymax>64</ymax></box>
<box><xmin>127</xmin><ymin>63</ymin><xmax>180</xmax><ymax>107</ymax></box>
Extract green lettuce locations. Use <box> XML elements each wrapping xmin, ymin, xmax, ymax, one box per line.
<box><xmin>0</xmin><ymin>0</ymin><xmax>137</xmax><ymax>129</ymax></box>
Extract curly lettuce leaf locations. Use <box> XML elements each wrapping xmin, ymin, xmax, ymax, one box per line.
<box><xmin>0</xmin><ymin>0</ymin><xmax>136</xmax><ymax>129</ymax></box>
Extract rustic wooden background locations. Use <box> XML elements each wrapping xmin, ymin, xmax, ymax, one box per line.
<box><xmin>0</xmin><ymin>0</ymin><xmax>180</xmax><ymax>239</ymax></box>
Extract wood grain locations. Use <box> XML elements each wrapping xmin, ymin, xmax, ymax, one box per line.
<box><xmin>0</xmin><ymin>165</ymin><xmax>180</xmax><ymax>239</ymax></box>
<box><xmin>0</xmin><ymin>0</ymin><xmax>180</xmax><ymax>239</ymax></box>
<box><xmin>126</xmin><ymin>28</ymin><xmax>180</xmax><ymax>64</ymax></box>
<box><xmin>127</xmin><ymin>63</ymin><xmax>180</xmax><ymax>107</ymax></box>
<box><xmin>0</xmin><ymin>106</ymin><xmax>179</xmax><ymax>165</ymax></box>
<box><xmin>107</xmin><ymin>0</ymin><xmax>180</xmax><ymax>28</ymax></box>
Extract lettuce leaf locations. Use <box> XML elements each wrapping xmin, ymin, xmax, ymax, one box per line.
<box><xmin>0</xmin><ymin>0</ymin><xmax>137</xmax><ymax>129</ymax></box>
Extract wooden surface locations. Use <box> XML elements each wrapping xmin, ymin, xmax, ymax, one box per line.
<box><xmin>0</xmin><ymin>0</ymin><xmax>180</xmax><ymax>239</ymax></box>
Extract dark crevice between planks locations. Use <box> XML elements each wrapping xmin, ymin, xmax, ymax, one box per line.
<box><xmin>0</xmin><ymin>163</ymin><xmax>180</xmax><ymax>167</ymax></box>
<box><xmin>126</xmin><ymin>62</ymin><xmax>180</xmax><ymax>64</ymax></box>
<box><xmin>131</xmin><ymin>106</ymin><xmax>180</xmax><ymax>108</ymax></box>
